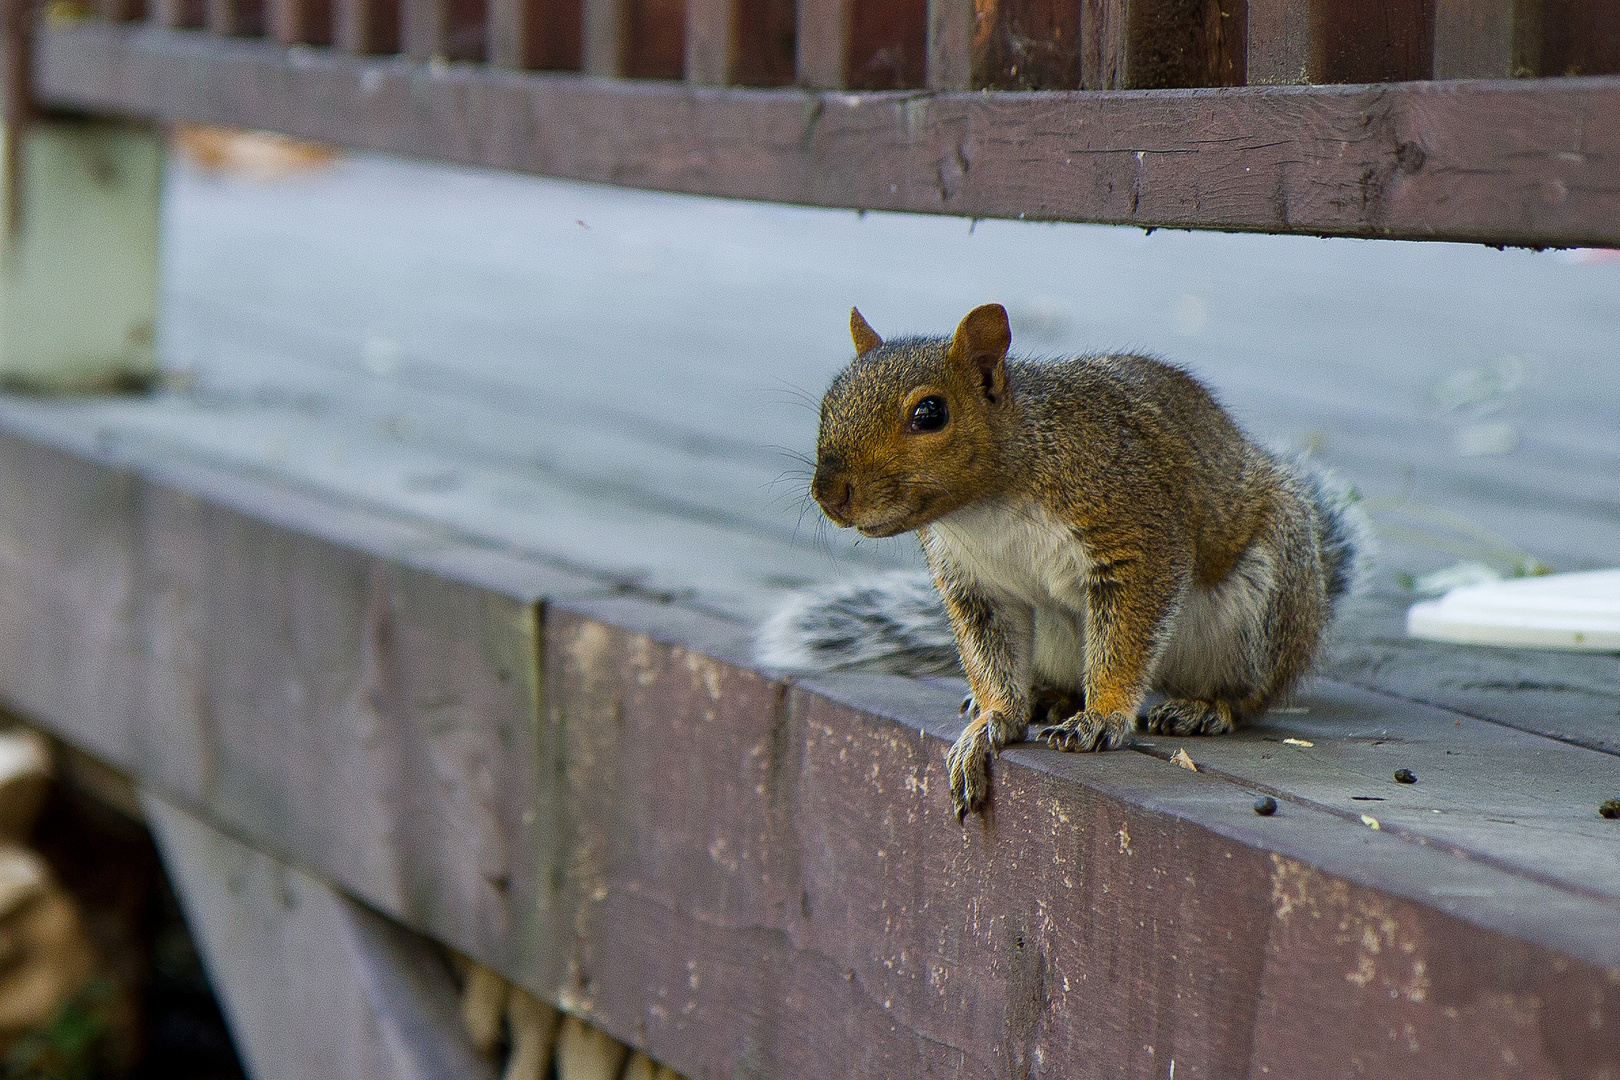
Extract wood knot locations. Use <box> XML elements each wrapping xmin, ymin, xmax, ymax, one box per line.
<box><xmin>1395</xmin><ymin>142</ymin><xmax>1426</xmax><ymax>174</ymax></box>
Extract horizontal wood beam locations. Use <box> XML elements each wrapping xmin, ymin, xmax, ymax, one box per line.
<box><xmin>37</xmin><ymin>22</ymin><xmax>1620</xmax><ymax>247</ymax></box>
<box><xmin>0</xmin><ymin>400</ymin><xmax>1617</xmax><ymax>1078</ymax></box>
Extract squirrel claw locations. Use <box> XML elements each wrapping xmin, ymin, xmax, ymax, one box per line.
<box><xmin>959</xmin><ymin>693</ymin><xmax>975</xmax><ymax>717</ymax></box>
<box><xmin>1037</xmin><ymin>709</ymin><xmax>1133</xmax><ymax>753</ymax></box>
<box><xmin>944</xmin><ymin>721</ymin><xmax>996</xmax><ymax>820</ymax></box>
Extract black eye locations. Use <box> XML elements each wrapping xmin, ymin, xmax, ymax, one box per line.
<box><xmin>909</xmin><ymin>396</ymin><xmax>949</xmax><ymax>432</ymax></box>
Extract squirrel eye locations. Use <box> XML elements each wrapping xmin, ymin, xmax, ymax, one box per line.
<box><xmin>908</xmin><ymin>396</ymin><xmax>949</xmax><ymax>433</ymax></box>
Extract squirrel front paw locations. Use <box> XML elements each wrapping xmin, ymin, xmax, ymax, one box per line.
<box><xmin>1146</xmin><ymin>698</ymin><xmax>1237</xmax><ymax>736</ymax></box>
<box><xmin>945</xmin><ymin>713</ymin><xmax>1005</xmax><ymax>821</ymax></box>
<box><xmin>1036</xmin><ymin>709</ymin><xmax>1134</xmax><ymax>753</ymax></box>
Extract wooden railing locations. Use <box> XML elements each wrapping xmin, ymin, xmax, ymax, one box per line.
<box><xmin>32</xmin><ymin>1</ymin><xmax>1620</xmax><ymax>247</ymax></box>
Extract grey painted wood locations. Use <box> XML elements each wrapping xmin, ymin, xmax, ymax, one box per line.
<box><xmin>146</xmin><ymin>793</ymin><xmax>500</xmax><ymax>1080</ymax></box>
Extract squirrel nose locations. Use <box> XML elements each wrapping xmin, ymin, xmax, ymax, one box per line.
<box><xmin>812</xmin><ymin>470</ymin><xmax>853</xmax><ymax>517</ymax></box>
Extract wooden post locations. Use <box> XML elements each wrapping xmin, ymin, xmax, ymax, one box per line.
<box><xmin>795</xmin><ymin>0</ymin><xmax>846</xmax><ymax>86</ymax></box>
<box><xmin>404</xmin><ymin>0</ymin><xmax>487</xmax><ymax>61</ymax></box>
<box><xmin>581</xmin><ymin>0</ymin><xmax>628</xmax><ymax>73</ymax></box>
<box><xmin>1247</xmin><ymin>0</ymin><xmax>1432</xmax><ymax>85</ymax></box>
<box><xmin>489</xmin><ymin>0</ymin><xmax>582</xmax><ymax>69</ymax></box>
<box><xmin>0</xmin><ymin>118</ymin><xmax>159</xmax><ymax>393</ymax></box>
<box><xmin>1083</xmin><ymin>0</ymin><xmax>1246</xmax><ymax>89</ymax></box>
<box><xmin>207</xmin><ymin>0</ymin><xmax>267</xmax><ymax>35</ymax></box>
<box><xmin>624</xmin><ymin>0</ymin><xmax>685</xmax><ymax>78</ymax></box>
<box><xmin>1438</xmin><ymin>0</ymin><xmax>1620</xmax><ymax>80</ymax></box>
<box><xmin>149</xmin><ymin>0</ymin><xmax>206</xmax><ymax>27</ymax></box>
<box><xmin>334</xmin><ymin>0</ymin><xmax>400</xmax><ymax>51</ymax></box>
<box><xmin>686</xmin><ymin>0</ymin><xmax>793</xmax><ymax>85</ymax></box>
<box><xmin>925</xmin><ymin>0</ymin><xmax>972</xmax><ymax>88</ymax></box>
<box><xmin>268</xmin><ymin>0</ymin><xmax>333</xmax><ymax>44</ymax></box>
<box><xmin>95</xmin><ymin>0</ymin><xmax>147</xmax><ymax>21</ymax></box>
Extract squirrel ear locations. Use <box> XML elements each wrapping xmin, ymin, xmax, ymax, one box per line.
<box><xmin>950</xmin><ymin>304</ymin><xmax>1012</xmax><ymax>402</ymax></box>
<box><xmin>850</xmin><ymin>307</ymin><xmax>883</xmax><ymax>355</ymax></box>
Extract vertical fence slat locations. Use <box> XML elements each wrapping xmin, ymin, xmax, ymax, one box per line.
<box><xmin>208</xmin><ymin>0</ymin><xmax>267</xmax><ymax>35</ymax></box>
<box><xmin>1538</xmin><ymin>0</ymin><xmax>1620</xmax><ymax>76</ymax></box>
<box><xmin>1083</xmin><ymin>0</ymin><xmax>1245</xmax><ymax>89</ymax></box>
<box><xmin>269</xmin><ymin>0</ymin><xmax>333</xmax><ymax>43</ymax></box>
<box><xmin>150</xmin><ymin>0</ymin><xmax>206</xmax><ymax>28</ymax></box>
<box><xmin>1433</xmin><ymin>0</ymin><xmax>1522</xmax><ymax>77</ymax></box>
<box><xmin>796</xmin><ymin>0</ymin><xmax>846</xmax><ymax>86</ymax></box>
<box><xmin>490</xmin><ymin>0</ymin><xmax>581</xmax><ymax>68</ymax></box>
<box><xmin>687</xmin><ymin>0</ymin><xmax>793</xmax><ymax>84</ymax></box>
<box><xmin>971</xmin><ymin>0</ymin><xmax>1079</xmax><ymax>88</ymax></box>
<box><xmin>581</xmin><ymin>0</ymin><xmax>627</xmax><ymax>73</ymax></box>
<box><xmin>96</xmin><ymin>0</ymin><xmax>148</xmax><ymax>22</ymax></box>
<box><xmin>624</xmin><ymin>0</ymin><xmax>684</xmax><ymax>78</ymax></box>
<box><xmin>404</xmin><ymin>0</ymin><xmax>486</xmax><ymax>60</ymax></box>
<box><xmin>335</xmin><ymin>0</ymin><xmax>400</xmax><ymax>51</ymax></box>
<box><xmin>847</xmin><ymin>0</ymin><xmax>926</xmax><ymax>87</ymax></box>
<box><xmin>925</xmin><ymin>0</ymin><xmax>972</xmax><ymax>89</ymax></box>
<box><xmin>1247</xmin><ymin>0</ymin><xmax>1431</xmax><ymax>84</ymax></box>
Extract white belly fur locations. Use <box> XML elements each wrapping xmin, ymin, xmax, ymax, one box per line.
<box><xmin>930</xmin><ymin>499</ymin><xmax>1278</xmax><ymax>702</ymax></box>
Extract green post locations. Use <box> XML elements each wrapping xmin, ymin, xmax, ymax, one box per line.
<box><xmin>0</xmin><ymin>116</ymin><xmax>161</xmax><ymax>392</ymax></box>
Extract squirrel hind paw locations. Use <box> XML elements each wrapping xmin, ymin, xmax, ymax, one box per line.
<box><xmin>1036</xmin><ymin>709</ymin><xmax>1133</xmax><ymax>753</ymax></box>
<box><xmin>1145</xmin><ymin>699</ymin><xmax>1238</xmax><ymax>736</ymax></box>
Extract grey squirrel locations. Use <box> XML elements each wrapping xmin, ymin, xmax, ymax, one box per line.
<box><xmin>757</xmin><ymin>304</ymin><xmax>1371</xmax><ymax>820</ymax></box>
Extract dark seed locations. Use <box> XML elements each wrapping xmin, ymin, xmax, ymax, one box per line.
<box><xmin>1254</xmin><ymin>795</ymin><xmax>1278</xmax><ymax>816</ymax></box>
<box><xmin>1600</xmin><ymin>799</ymin><xmax>1620</xmax><ymax>820</ymax></box>
<box><xmin>1394</xmin><ymin>769</ymin><xmax>1417</xmax><ymax>784</ymax></box>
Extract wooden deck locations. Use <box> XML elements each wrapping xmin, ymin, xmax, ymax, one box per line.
<box><xmin>0</xmin><ymin>158</ymin><xmax>1615</xmax><ymax>1076</ymax></box>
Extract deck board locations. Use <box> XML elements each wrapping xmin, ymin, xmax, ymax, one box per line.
<box><xmin>0</xmin><ymin>151</ymin><xmax>1616</xmax><ymax>1076</ymax></box>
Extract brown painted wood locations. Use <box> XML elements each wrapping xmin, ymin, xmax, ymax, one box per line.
<box><xmin>803</xmin><ymin>0</ymin><xmax>924</xmax><ymax>89</ymax></box>
<box><xmin>581</xmin><ymin>0</ymin><xmax>627</xmax><ymax>72</ymax></box>
<box><xmin>1538</xmin><ymin>0</ymin><xmax>1620</xmax><ymax>77</ymax></box>
<box><xmin>1</xmin><ymin>402</ymin><xmax>1619</xmax><ymax>1077</ymax></box>
<box><xmin>1083</xmin><ymin>0</ymin><xmax>1245</xmax><ymax>89</ymax></box>
<box><xmin>404</xmin><ymin>0</ymin><xmax>486</xmax><ymax>60</ymax></box>
<box><xmin>333</xmin><ymin>0</ymin><xmax>399</xmax><ymax>51</ymax></box>
<box><xmin>268</xmin><ymin>0</ymin><xmax>332</xmax><ymax>44</ymax></box>
<box><xmin>1432</xmin><ymin>0</ymin><xmax>1526</xmax><ymax>79</ymax></box>
<box><xmin>624</xmin><ymin>0</ymin><xmax>684</xmax><ymax>77</ymax></box>
<box><xmin>686</xmin><ymin>0</ymin><xmax>793</xmax><ymax>85</ymax></box>
<box><xmin>925</xmin><ymin>0</ymin><xmax>971</xmax><ymax>88</ymax></box>
<box><xmin>207</xmin><ymin>0</ymin><xmax>266</xmax><ymax>36</ymax></box>
<box><xmin>96</xmin><ymin>0</ymin><xmax>148</xmax><ymax>22</ymax></box>
<box><xmin>973</xmin><ymin>0</ymin><xmax>1079</xmax><ymax>88</ymax></box>
<box><xmin>488</xmin><ymin>0</ymin><xmax>581</xmax><ymax>68</ymax></box>
<box><xmin>149</xmin><ymin>0</ymin><xmax>205</xmax><ymax>28</ymax></box>
<box><xmin>1249</xmin><ymin>0</ymin><xmax>1432</xmax><ymax>85</ymax></box>
<box><xmin>38</xmin><ymin>23</ymin><xmax>1620</xmax><ymax>248</ymax></box>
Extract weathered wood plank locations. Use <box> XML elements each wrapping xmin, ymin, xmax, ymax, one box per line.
<box><xmin>489</xmin><ymin>0</ymin><xmax>582</xmax><ymax>70</ymax></box>
<box><xmin>0</xmin><ymin>398</ymin><xmax>1618</xmax><ymax>1078</ymax></box>
<box><xmin>38</xmin><ymin>22</ymin><xmax>1620</xmax><ymax>247</ymax></box>
<box><xmin>924</xmin><ymin>0</ymin><xmax>971</xmax><ymax>89</ymax></box>
<box><xmin>147</xmin><ymin>793</ymin><xmax>500</xmax><ymax>1080</ymax></box>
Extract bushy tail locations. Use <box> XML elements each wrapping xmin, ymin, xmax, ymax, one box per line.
<box><xmin>753</xmin><ymin>570</ymin><xmax>959</xmax><ymax>676</ymax></box>
<box><xmin>1294</xmin><ymin>461</ymin><xmax>1376</xmax><ymax>611</ymax></box>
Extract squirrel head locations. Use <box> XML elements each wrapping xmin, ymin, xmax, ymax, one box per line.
<box><xmin>811</xmin><ymin>304</ymin><xmax>1013</xmax><ymax>537</ymax></box>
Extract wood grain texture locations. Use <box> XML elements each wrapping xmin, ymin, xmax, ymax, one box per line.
<box><xmin>37</xmin><ymin>23</ymin><xmax>1620</xmax><ymax>247</ymax></box>
<box><xmin>147</xmin><ymin>795</ymin><xmax>501</xmax><ymax>1080</ymax></box>
<box><xmin>0</xmin><ymin>400</ymin><xmax>1618</xmax><ymax>1078</ymax></box>
<box><xmin>334</xmin><ymin>0</ymin><xmax>399</xmax><ymax>52</ymax></box>
<box><xmin>1084</xmin><ymin>0</ymin><xmax>1245</xmax><ymax>89</ymax></box>
<box><xmin>489</xmin><ymin>0</ymin><xmax>582</xmax><ymax>69</ymax></box>
<box><xmin>973</xmin><ymin>0</ymin><xmax>1079</xmax><ymax>88</ymax></box>
<box><xmin>1249</xmin><ymin>0</ymin><xmax>1432</xmax><ymax>85</ymax></box>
